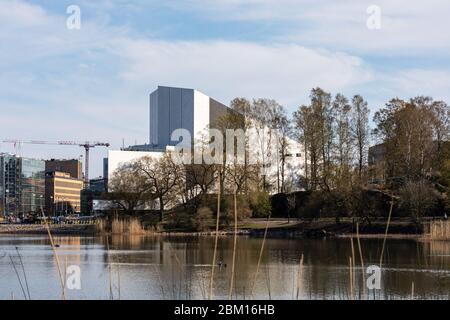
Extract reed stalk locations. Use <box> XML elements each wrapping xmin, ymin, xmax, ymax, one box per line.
<box><xmin>428</xmin><ymin>220</ymin><xmax>450</xmax><ymax>240</ymax></box>
<box><xmin>153</xmin><ymin>264</ymin><xmax>166</xmax><ymax>299</ymax></box>
<box><xmin>209</xmin><ymin>171</ymin><xmax>221</xmax><ymax>300</ymax></box>
<box><xmin>105</xmin><ymin>235</ymin><xmax>113</xmax><ymax>300</ymax></box>
<box><xmin>350</xmin><ymin>237</ymin><xmax>356</xmax><ymax>296</ymax></box>
<box><xmin>265</xmin><ymin>264</ymin><xmax>272</xmax><ymax>300</ymax></box>
<box><xmin>15</xmin><ymin>247</ymin><xmax>31</xmax><ymax>300</ymax></box>
<box><xmin>296</xmin><ymin>254</ymin><xmax>304</xmax><ymax>300</ymax></box>
<box><xmin>349</xmin><ymin>257</ymin><xmax>354</xmax><ymax>300</ymax></box>
<box><xmin>64</xmin><ymin>256</ymin><xmax>68</xmax><ymax>298</ymax></box>
<box><xmin>380</xmin><ymin>194</ymin><xmax>394</xmax><ymax>268</ymax></box>
<box><xmin>356</xmin><ymin>223</ymin><xmax>366</xmax><ymax>300</ymax></box>
<box><xmin>250</xmin><ymin>214</ymin><xmax>271</xmax><ymax>297</ymax></box>
<box><xmin>228</xmin><ymin>190</ymin><xmax>238</xmax><ymax>300</ymax></box>
<box><xmin>117</xmin><ymin>259</ymin><xmax>121</xmax><ymax>300</ymax></box>
<box><xmin>10</xmin><ymin>255</ymin><xmax>27</xmax><ymax>300</ymax></box>
<box><xmin>41</xmin><ymin>208</ymin><xmax>66</xmax><ymax>300</ymax></box>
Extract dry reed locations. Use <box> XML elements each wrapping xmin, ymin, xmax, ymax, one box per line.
<box><xmin>296</xmin><ymin>254</ymin><xmax>304</xmax><ymax>300</ymax></box>
<box><xmin>97</xmin><ymin>217</ymin><xmax>146</xmax><ymax>235</ymax></box>
<box><xmin>15</xmin><ymin>247</ymin><xmax>31</xmax><ymax>300</ymax></box>
<box><xmin>356</xmin><ymin>223</ymin><xmax>366</xmax><ymax>300</ymax></box>
<box><xmin>228</xmin><ymin>190</ymin><xmax>238</xmax><ymax>300</ymax></box>
<box><xmin>209</xmin><ymin>171</ymin><xmax>221</xmax><ymax>300</ymax></box>
<box><xmin>380</xmin><ymin>194</ymin><xmax>394</xmax><ymax>268</ymax></box>
<box><xmin>10</xmin><ymin>255</ymin><xmax>27</xmax><ymax>300</ymax></box>
<box><xmin>41</xmin><ymin>208</ymin><xmax>66</xmax><ymax>300</ymax></box>
<box><xmin>250</xmin><ymin>214</ymin><xmax>271</xmax><ymax>298</ymax></box>
<box><xmin>428</xmin><ymin>220</ymin><xmax>450</xmax><ymax>241</ymax></box>
<box><xmin>350</xmin><ymin>237</ymin><xmax>356</xmax><ymax>297</ymax></box>
<box><xmin>349</xmin><ymin>257</ymin><xmax>354</xmax><ymax>300</ymax></box>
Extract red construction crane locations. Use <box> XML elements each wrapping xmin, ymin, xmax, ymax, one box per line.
<box><xmin>2</xmin><ymin>139</ymin><xmax>110</xmax><ymax>187</ymax></box>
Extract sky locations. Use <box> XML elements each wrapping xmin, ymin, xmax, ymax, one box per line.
<box><xmin>1</xmin><ymin>0</ymin><xmax>450</xmax><ymax>177</ymax></box>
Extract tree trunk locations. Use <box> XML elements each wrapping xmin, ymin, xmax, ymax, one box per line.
<box><xmin>159</xmin><ymin>197</ymin><xmax>164</xmax><ymax>222</ymax></box>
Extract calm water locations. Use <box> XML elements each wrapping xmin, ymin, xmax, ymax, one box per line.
<box><xmin>0</xmin><ymin>235</ymin><xmax>449</xmax><ymax>300</ymax></box>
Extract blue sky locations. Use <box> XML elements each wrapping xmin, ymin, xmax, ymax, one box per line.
<box><xmin>1</xmin><ymin>0</ymin><xmax>450</xmax><ymax>177</ymax></box>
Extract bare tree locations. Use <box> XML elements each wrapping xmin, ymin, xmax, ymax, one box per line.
<box><xmin>373</xmin><ymin>97</ymin><xmax>447</xmax><ymax>183</ymax></box>
<box><xmin>294</xmin><ymin>105</ymin><xmax>318</xmax><ymax>190</ymax></box>
<box><xmin>134</xmin><ymin>153</ymin><xmax>184</xmax><ymax>221</ymax></box>
<box><xmin>351</xmin><ymin>95</ymin><xmax>370</xmax><ymax>181</ymax></box>
<box><xmin>332</xmin><ymin>93</ymin><xmax>353</xmax><ymax>190</ymax></box>
<box><xmin>250</xmin><ymin>98</ymin><xmax>281</xmax><ymax>191</ymax></box>
<box><xmin>306</xmin><ymin>88</ymin><xmax>334</xmax><ymax>191</ymax></box>
<box><xmin>399</xmin><ymin>180</ymin><xmax>439</xmax><ymax>222</ymax></box>
<box><xmin>271</xmin><ymin>104</ymin><xmax>291</xmax><ymax>193</ymax></box>
<box><xmin>108</xmin><ymin>164</ymin><xmax>150</xmax><ymax>215</ymax></box>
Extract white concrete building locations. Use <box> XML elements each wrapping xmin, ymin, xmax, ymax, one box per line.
<box><xmin>106</xmin><ymin>85</ymin><xmax>305</xmax><ymax>193</ymax></box>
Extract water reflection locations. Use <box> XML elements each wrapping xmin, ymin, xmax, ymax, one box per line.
<box><xmin>0</xmin><ymin>235</ymin><xmax>448</xmax><ymax>300</ymax></box>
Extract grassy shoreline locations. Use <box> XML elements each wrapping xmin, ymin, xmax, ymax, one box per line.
<box><xmin>0</xmin><ymin>218</ymin><xmax>435</xmax><ymax>239</ymax></box>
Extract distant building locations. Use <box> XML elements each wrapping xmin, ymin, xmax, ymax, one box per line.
<box><xmin>149</xmin><ymin>85</ymin><xmax>235</xmax><ymax>149</ymax></box>
<box><xmin>45</xmin><ymin>159</ymin><xmax>84</xmax><ymax>215</ymax></box>
<box><xmin>368</xmin><ymin>143</ymin><xmax>386</xmax><ymax>167</ymax></box>
<box><xmin>89</xmin><ymin>177</ymin><xmax>107</xmax><ymax>192</ymax></box>
<box><xmin>0</xmin><ymin>154</ymin><xmax>45</xmax><ymax>217</ymax></box>
<box><xmin>45</xmin><ymin>171</ymin><xmax>83</xmax><ymax>215</ymax></box>
<box><xmin>107</xmin><ymin>150</ymin><xmax>164</xmax><ymax>181</ymax></box>
<box><xmin>45</xmin><ymin>159</ymin><xmax>83</xmax><ymax>179</ymax></box>
<box><xmin>80</xmin><ymin>189</ymin><xmax>104</xmax><ymax>215</ymax></box>
<box><xmin>368</xmin><ymin>143</ymin><xmax>386</xmax><ymax>185</ymax></box>
<box><xmin>105</xmin><ymin>85</ymin><xmax>305</xmax><ymax>197</ymax></box>
<box><xmin>79</xmin><ymin>177</ymin><xmax>110</xmax><ymax>215</ymax></box>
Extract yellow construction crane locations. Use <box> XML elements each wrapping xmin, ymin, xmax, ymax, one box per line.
<box><xmin>2</xmin><ymin>139</ymin><xmax>110</xmax><ymax>187</ymax></box>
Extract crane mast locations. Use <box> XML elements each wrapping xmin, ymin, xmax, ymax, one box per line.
<box><xmin>1</xmin><ymin>139</ymin><xmax>110</xmax><ymax>188</ymax></box>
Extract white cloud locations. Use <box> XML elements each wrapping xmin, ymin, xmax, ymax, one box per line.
<box><xmin>167</xmin><ymin>0</ymin><xmax>450</xmax><ymax>54</ymax></box>
<box><xmin>382</xmin><ymin>69</ymin><xmax>450</xmax><ymax>102</ymax></box>
<box><xmin>116</xmin><ymin>39</ymin><xmax>373</xmax><ymax>107</ymax></box>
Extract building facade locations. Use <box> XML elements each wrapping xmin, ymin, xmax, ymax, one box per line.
<box><xmin>45</xmin><ymin>171</ymin><xmax>83</xmax><ymax>215</ymax></box>
<box><xmin>0</xmin><ymin>154</ymin><xmax>45</xmax><ymax>217</ymax></box>
<box><xmin>45</xmin><ymin>159</ymin><xmax>83</xmax><ymax>215</ymax></box>
<box><xmin>149</xmin><ymin>86</ymin><xmax>234</xmax><ymax>149</ymax></box>
<box><xmin>106</xmin><ymin>85</ymin><xmax>305</xmax><ymax>194</ymax></box>
<box><xmin>45</xmin><ymin>159</ymin><xmax>82</xmax><ymax>179</ymax></box>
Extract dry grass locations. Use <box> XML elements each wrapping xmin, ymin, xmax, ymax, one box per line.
<box><xmin>380</xmin><ymin>194</ymin><xmax>394</xmax><ymax>267</ymax></box>
<box><xmin>427</xmin><ymin>220</ymin><xmax>450</xmax><ymax>241</ymax></box>
<box><xmin>97</xmin><ymin>217</ymin><xmax>147</xmax><ymax>235</ymax></box>
<box><xmin>40</xmin><ymin>208</ymin><xmax>66</xmax><ymax>300</ymax></box>
<box><xmin>250</xmin><ymin>214</ymin><xmax>271</xmax><ymax>298</ymax></box>
<box><xmin>209</xmin><ymin>172</ymin><xmax>221</xmax><ymax>300</ymax></box>
<box><xmin>228</xmin><ymin>190</ymin><xmax>238</xmax><ymax>300</ymax></box>
<box><xmin>296</xmin><ymin>254</ymin><xmax>304</xmax><ymax>300</ymax></box>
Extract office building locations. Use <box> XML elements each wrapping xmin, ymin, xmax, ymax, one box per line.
<box><xmin>106</xmin><ymin>85</ymin><xmax>305</xmax><ymax>194</ymax></box>
<box><xmin>45</xmin><ymin>171</ymin><xmax>83</xmax><ymax>215</ymax></box>
<box><xmin>149</xmin><ymin>85</ymin><xmax>235</xmax><ymax>149</ymax></box>
<box><xmin>0</xmin><ymin>154</ymin><xmax>45</xmax><ymax>217</ymax></box>
<box><xmin>107</xmin><ymin>86</ymin><xmax>234</xmax><ymax>178</ymax></box>
<box><xmin>45</xmin><ymin>159</ymin><xmax>82</xmax><ymax>179</ymax></box>
<box><xmin>45</xmin><ymin>159</ymin><xmax>83</xmax><ymax>215</ymax></box>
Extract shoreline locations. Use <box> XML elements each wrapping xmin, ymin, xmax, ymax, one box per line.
<box><xmin>0</xmin><ymin>224</ymin><xmax>97</xmax><ymax>235</ymax></box>
<box><xmin>0</xmin><ymin>220</ymin><xmax>433</xmax><ymax>240</ymax></box>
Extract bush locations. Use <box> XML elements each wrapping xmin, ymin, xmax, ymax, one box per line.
<box><xmin>192</xmin><ymin>206</ymin><xmax>213</xmax><ymax>231</ymax></box>
<box><xmin>250</xmin><ymin>192</ymin><xmax>272</xmax><ymax>218</ymax></box>
<box><xmin>399</xmin><ymin>180</ymin><xmax>440</xmax><ymax>221</ymax></box>
<box><xmin>164</xmin><ymin>211</ymin><xmax>195</xmax><ymax>231</ymax></box>
<box><xmin>223</xmin><ymin>195</ymin><xmax>252</xmax><ymax>223</ymax></box>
